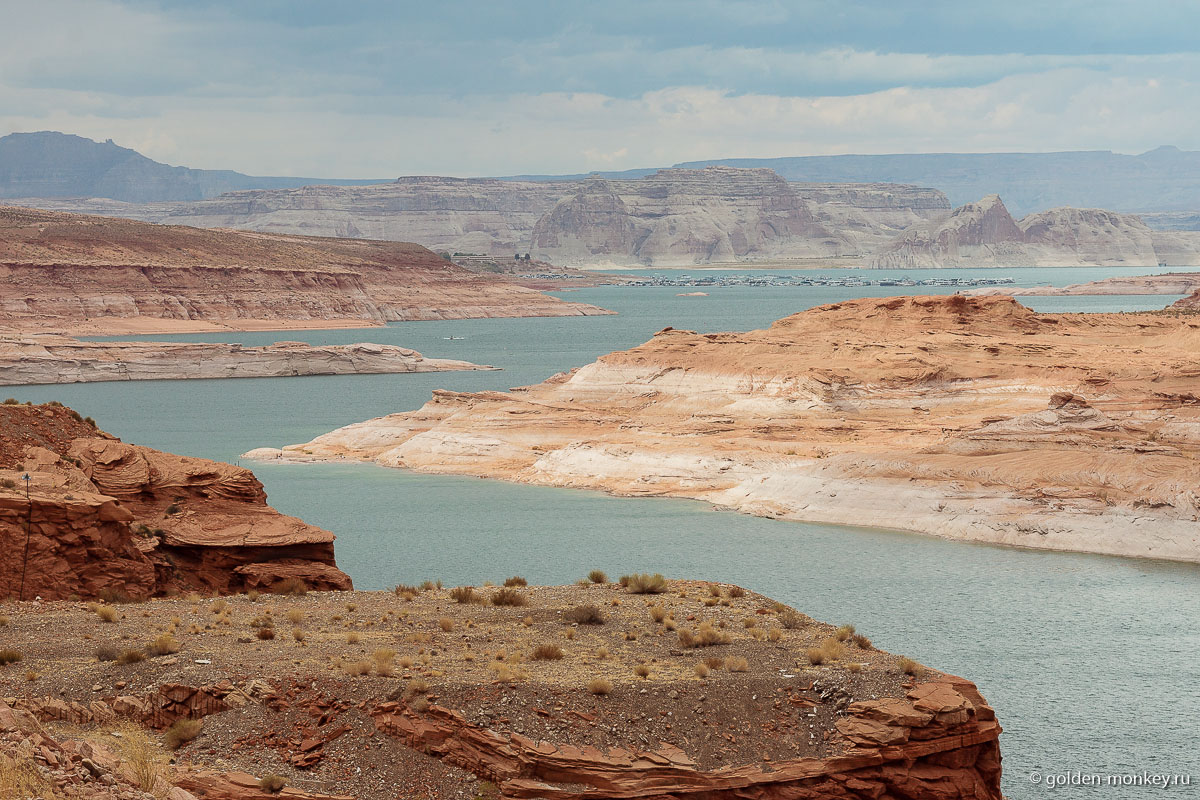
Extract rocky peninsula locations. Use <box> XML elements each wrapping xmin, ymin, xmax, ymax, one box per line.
<box><xmin>0</xmin><ymin>205</ymin><xmax>608</xmax><ymax>336</ymax></box>
<box><xmin>0</xmin><ymin>402</ymin><xmax>351</xmax><ymax>600</ymax></box>
<box><xmin>0</xmin><ymin>336</ymin><xmax>494</xmax><ymax>386</ymax></box>
<box><xmin>964</xmin><ymin>272</ymin><xmax>1200</xmax><ymax>297</ymax></box>
<box><xmin>251</xmin><ymin>295</ymin><xmax>1200</xmax><ymax>563</ymax></box>
<box><xmin>0</xmin><ymin>578</ymin><xmax>1002</xmax><ymax>798</ymax></box>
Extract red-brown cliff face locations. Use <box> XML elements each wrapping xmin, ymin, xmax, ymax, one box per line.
<box><xmin>0</xmin><ymin>403</ymin><xmax>350</xmax><ymax>600</ymax></box>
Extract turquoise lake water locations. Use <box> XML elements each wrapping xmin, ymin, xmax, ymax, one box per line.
<box><xmin>7</xmin><ymin>266</ymin><xmax>1199</xmax><ymax>796</ymax></box>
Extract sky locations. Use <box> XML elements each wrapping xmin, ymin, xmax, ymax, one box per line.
<box><xmin>1</xmin><ymin>0</ymin><xmax>1198</xmax><ymax>177</ymax></box>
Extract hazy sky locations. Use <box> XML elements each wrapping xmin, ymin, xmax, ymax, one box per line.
<box><xmin>2</xmin><ymin>0</ymin><xmax>1198</xmax><ymax>177</ymax></box>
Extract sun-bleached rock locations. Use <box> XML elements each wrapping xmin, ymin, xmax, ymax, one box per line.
<box><xmin>0</xmin><ymin>336</ymin><xmax>494</xmax><ymax>385</ymax></box>
<box><xmin>871</xmin><ymin>195</ymin><xmax>1200</xmax><ymax>267</ymax></box>
<box><xmin>253</xmin><ymin>295</ymin><xmax>1200</xmax><ymax>562</ymax></box>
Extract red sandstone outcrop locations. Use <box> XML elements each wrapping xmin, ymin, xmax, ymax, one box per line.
<box><xmin>871</xmin><ymin>195</ymin><xmax>1200</xmax><ymax>267</ymax></box>
<box><xmin>0</xmin><ymin>205</ymin><xmax>607</xmax><ymax>335</ymax></box>
<box><xmin>0</xmin><ymin>335</ymin><xmax>493</xmax><ymax>385</ymax></box>
<box><xmin>0</xmin><ymin>403</ymin><xmax>350</xmax><ymax>600</ymax></box>
<box><xmin>253</xmin><ymin>295</ymin><xmax>1200</xmax><ymax>562</ymax></box>
<box><xmin>370</xmin><ymin>674</ymin><xmax>1000</xmax><ymax>798</ymax></box>
<box><xmin>1173</xmin><ymin>288</ymin><xmax>1200</xmax><ymax>309</ymax></box>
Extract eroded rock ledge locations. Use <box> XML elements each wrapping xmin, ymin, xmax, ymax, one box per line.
<box><xmin>0</xmin><ymin>335</ymin><xmax>495</xmax><ymax>385</ymax></box>
<box><xmin>252</xmin><ymin>295</ymin><xmax>1200</xmax><ymax>562</ymax></box>
<box><xmin>0</xmin><ymin>402</ymin><xmax>351</xmax><ymax>600</ymax></box>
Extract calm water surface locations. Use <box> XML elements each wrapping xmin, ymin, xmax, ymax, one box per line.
<box><xmin>9</xmin><ymin>267</ymin><xmax>1198</xmax><ymax>796</ymax></box>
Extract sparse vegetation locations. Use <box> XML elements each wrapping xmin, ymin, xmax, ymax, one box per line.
<box><xmin>94</xmin><ymin>644</ymin><xmax>120</xmax><ymax>661</ymax></box>
<box><xmin>503</xmin><ymin>576</ymin><xmax>527</xmax><ymax>587</ymax></box>
<box><xmin>649</xmin><ymin>605</ymin><xmax>667</xmax><ymax>623</ymax></box>
<box><xmin>438</xmin><ymin>617</ymin><xmax>455</xmax><ymax>632</ymax></box>
<box><xmin>490</xmin><ymin>587</ymin><xmax>528</xmax><ymax>607</ymax></box>
<box><xmin>898</xmin><ymin>657</ymin><xmax>925</xmax><ymax>676</ymax></box>
<box><xmin>694</xmin><ymin>662</ymin><xmax>710</xmax><ymax>679</ymax></box>
<box><xmin>778</xmin><ymin>610</ymin><xmax>806</xmax><ymax>629</ymax></box>
<box><xmin>91</xmin><ymin>604</ymin><xmax>119</xmax><ymax>623</ymax></box>
<box><xmin>852</xmin><ymin>633</ymin><xmax>873</xmax><ymax>650</ymax></box>
<box><xmin>256</xmin><ymin>627</ymin><xmax>275</xmax><ymax>640</ymax></box>
<box><xmin>164</xmin><ymin>718</ymin><xmax>202</xmax><ymax>750</ymax></box>
<box><xmin>450</xmin><ymin>586</ymin><xmax>482</xmax><ymax>604</ymax></box>
<box><xmin>623</xmin><ymin>573</ymin><xmax>667</xmax><ymax>594</ymax></box>
<box><xmin>286</xmin><ymin>608</ymin><xmax>304</xmax><ymax>625</ymax></box>
<box><xmin>587</xmin><ymin>677</ymin><xmax>612</xmax><ymax>695</ymax></box>
<box><xmin>117</xmin><ymin>648</ymin><xmax>145</xmax><ymax>665</ymax></box>
<box><xmin>532</xmin><ymin>643</ymin><xmax>563</xmax><ymax>660</ymax></box>
<box><xmin>633</xmin><ymin>663</ymin><xmax>651</xmax><ymax>679</ymax></box>
<box><xmin>564</xmin><ymin>604</ymin><xmax>605</xmax><ymax>625</ymax></box>
<box><xmin>835</xmin><ymin>624</ymin><xmax>855</xmax><ymax>641</ymax></box>
<box><xmin>0</xmin><ymin>649</ymin><xmax>23</xmax><ymax>665</ymax></box>
<box><xmin>274</xmin><ymin>578</ymin><xmax>308</xmax><ymax>596</ymax></box>
<box><xmin>259</xmin><ymin>775</ymin><xmax>288</xmax><ymax>793</ymax></box>
<box><xmin>587</xmin><ymin>570</ymin><xmax>608</xmax><ymax>584</ymax></box>
<box><xmin>678</xmin><ymin>621</ymin><xmax>731</xmax><ymax>648</ymax></box>
<box><xmin>147</xmin><ymin>633</ymin><xmax>180</xmax><ymax>656</ymax></box>
<box><xmin>727</xmin><ymin>656</ymin><xmax>749</xmax><ymax>672</ymax></box>
<box><xmin>728</xmin><ymin>585</ymin><xmax>746</xmax><ymax>598</ymax></box>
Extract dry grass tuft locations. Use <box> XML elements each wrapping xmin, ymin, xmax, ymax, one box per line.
<box><xmin>0</xmin><ymin>649</ymin><xmax>23</xmax><ymax>665</ymax></box>
<box><xmin>256</xmin><ymin>627</ymin><xmax>275</xmax><ymax>640</ymax></box>
<box><xmin>116</xmin><ymin>648</ymin><xmax>145</xmax><ymax>665</ymax></box>
<box><xmin>164</xmin><ymin>718</ymin><xmax>203</xmax><ymax>750</ymax></box>
<box><xmin>694</xmin><ymin>663</ymin><xmax>710</xmax><ymax>679</ymax></box>
<box><xmin>91</xmin><ymin>604</ymin><xmax>119</xmax><ymax>623</ymax></box>
<box><xmin>147</xmin><ymin>633</ymin><xmax>180</xmax><ymax>656</ymax></box>
<box><xmin>259</xmin><ymin>775</ymin><xmax>287</xmax><ymax>793</ymax></box>
<box><xmin>273</xmin><ymin>577</ymin><xmax>308</xmax><ymax>596</ymax></box>
<box><xmin>726</xmin><ymin>656</ymin><xmax>749</xmax><ymax>672</ymax></box>
<box><xmin>778</xmin><ymin>610</ymin><xmax>806</xmax><ymax>630</ymax></box>
<box><xmin>532</xmin><ymin>643</ymin><xmax>564</xmax><ymax>660</ymax></box>
<box><xmin>490</xmin><ymin>587</ymin><xmax>528</xmax><ymax>607</ymax></box>
<box><xmin>679</xmin><ymin>621</ymin><xmax>731</xmax><ymax>648</ymax></box>
<box><xmin>633</xmin><ymin>663</ymin><xmax>651</xmax><ymax>679</ymax></box>
<box><xmin>852</xmin><ymin>634</ymin><xmax>873</xmax><ymax>650</ymax></box>
<box><xmin>564</xmin><ymin>604</ymin><xmax>606</xmax><ymax>625</ymax></box>
<box><xmin>438</xmin><ymin>617</ymin><xmax>455</xmax><ymax>632</ymax></box>
<box><xmin>728</xmin><ymin>585</ymin><xmax>746</xmax><ymax>598</ymax></box>
<box><xmin>649</xmin><ymin>605</ymin><xmax>667</xmax><ymax>623</ymax></box>
<box><xmin>704</xmin><ymin>656</ymin><xmax>724</xmax><ymax>670</ymax></box>
<box><xmin>450</xmin><ymin>586</ymin><xmax>483</xmax><ymax>604</ymax></box>
<box><xmin>503</xmin><ymin>576</ymin><xmax>528</xmax><ymax>587</ymax></box>
<box><xmin>835</xmin><ymin>624</ymin><xmax>855</xmax><ymax>641</ymax></box>
<box><xmin>594</xmin><ymin>646</ymin><xmax>609</xmax><ymax>660</ymax></box>
<box><xmin>587</xmin><ymin>570</ymin><xmax>608</xmax><ymax>584</ymax></box>
<box><xmin>587</xmin><ymin>677</ymin><xmax>612</xmax><ymax>695</ymax></box>
<box><xmin>286</xmin><ymin>608</ymin><xmax>304</xmax><ymax>625</ymax></box>
<box><xmin>623</xmin><ymin>573</ymin><xmax>667</xmax><ymax>594</ymax></box>
<box><xmin>373</xmin><ymin>648</ymin><xmax>397</xmax><ymax>676</ymax></box>
<box><xmin>898</xmin><ymin>657</ymin><xmax>925</xmax><ymax>677</ymax></box>
<box><xmin>94</xmin><ymin>644</ymin><xmax>120</xmax><ymax>662</ymax></box>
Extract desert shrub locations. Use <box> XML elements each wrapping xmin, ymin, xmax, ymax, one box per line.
<box><xmin>373</xmin><ymin>649</ymin><xmax>396</xmax><ymax>676</ymax></box>
<box><xmin>564</xmin><ymin>604</ymin><xmax>605</xmax><ymax>625</ymax></box>
<box><xmin>165</xmin><ymin>504</ymin><xmax>181</xmax><ymax>515</ymax></box>
<box><xmin>587</xmin><ymin>678</ymin><xmax>612</xmax><ymax>695</ymax></box>
<box><xmin>438</xmin><ymin>617</ymin><xmax>454</xmax><ymax>632</ymax></box>
<box><xmin>286</xmin><ymin>609</ymin><xmax>304</xmax><ymax>625</ymax></box>
<box><xmin>117</xmin><ymin>649</ymin><xmax>146</xmax><ymax>665</ymax></box>
<box><xmin>624</xmin><ymin>573</ymin><xmax>667</xmax><ymax>594</ymax></box>
<box><xmin>618</xmin><ymin>575</ymin><xmax>630</xmax><ymax>587</ymax></box>
<box><xmin>563</xmin><ymin>628</ymin><xmax>575</xmax><ymax>640</ymax></box>
<box><xmin>852</xmin><ymin>634</ymin><xmax>873</xmax><ymax>650</ymax></box>
<box><xmin>95</xmin><ymin>644</ymin><xmax>120</xmax><ymax>661</ymax></box>
<box><xmin>259</xmin><ymin>775</ymin><xmax>287</xmax><ymax>793</ymax></box>
<box><xmin>898</xmin><ymin>657</ymin><xmax>925</xmax><ymax>677</ymax></box>
<box><xmin>2</xmin><ymin>398</ymin><xmax>15</xmax><ymax>404</ymax></box>
<box><xmin>420</xmin><ymin>579</ymin><xmax>441</xmax><ymax>591</ymax></box>
<box><xmin>704</xmin><ymin>656</ymin><xmax>724</xmax><ymax>670</ymax></box>
<box><xmin>346</xmin><ymin>632</ymin><xmax>361</xmax><ymax>644</ymax></box>
<box><xmin>679</xmin><ymin>622</ymin><xmax>730</xmax><ymax>648</ymax></box>
<box><xmin>594</xmin><ymin>646</ymin><xmax>609</xmax><ymax>660</ymax></box>
<box><xmin>726</xmin><ymin>656</ymin><xmax>749</xmax><ymax>672</ymax></box>
<box><xmin>743</xmin><ymin>617</ymin><xmax>758</xmax><ymax>628</ymax></box>
<box><xmin>0</xmin><ymin>615</ymin><xmax>8</xmax><ymax>627</ymax></box>
<box><xmin>694</xmin><ymin>663</ymin><xmax>710</xmax><ymax>679</ymax></box>
<box><xmin>394</xmin><ymin>584</ymin><xmax>421</xmax><ymax>598</ymax></box>
<box><xmin>532</xmin><ymin>643</ymin><xmax>563</xmax><ymax>660</ymax></box>
<box><xmin>633</xmin><ymin>663</ymin><xmax>651</xmax><ymax>679</ymax></box>
<box><xmin>587</xmin><ymin>570</ymin><xmax>608</xmax><ymax>584</ymax></box>
<box><xmin>450</xmin><ymin>586</ymin><xmax>482</xmax><ymax>604</ymax></box>
<box><xmin>344</xmin><ymin>660</ymin><xmax>373</xmax><ymax>676</ymax></box>
<box><xmin>727</xmin><ymin>585</ymin><xmax>746</xmax><ymax>598</ymax></box>
<box><xmin>490</xmin><ymin>588</ymin><xmax>528</xmax><ymax>607</ymax></box>
<box><xmin>778</xmin><ymin>610</ymin><xmax>806</xmax><ymax>630</ymax></box>
<box><xmin>823</xmin><ymin>640</ymin><xmax>845</xmax><ymax>660</ymax></box>
<box><xmin>84</xmin><ymin>416</ymin><xmax>97</xmax><ymax>428</ymax></box>
<box><xmin>273</xmin><ymin>578</ymin><xmax>307</xmax><ymax>596</ymax></box>
<box><xmin>292</xmin><ymin>628</ymin><xmax>306</xmax><ymax>643</ymax></box>
<box><xmin>147</xmin><ymin>634</ymin><xmax>180</xmax><ymax>656</ymax></box>
<box><xmin>503</xmin><ymin>576</ymin><xmax>527</xmax><ymax>587</ymax></box>
<box><xmin>407</xmin><ymin>678</ymin><xmax>430</xmax><ymax>696</ymax></box>
<box><xmin>846</xmin><ymin>662</ymin><xmax>863</xmax><ymax>673</ymax></box>
<box><xmin>835</xmin><ymin>624</ymin><xmax>855</xmax><ymax>642</ymax></box>
<box><xmin>410</xmin><ymin>695</ymin><xmax>431</xmax><ymax>712</ymax></box>
<box><xmin>806</xmin><ymin>647</ymin><xmax>826</xmax><ymax>665</ymax></box>
<box><xmin>767</xmin><ymin>627</ymin><xmax>782</xmax><ymax>642</ymax></box>
<box><xmin>0</xmin><ymin>649</ymin><xmax>23</xmax><ymax>665</ymax></box>
<box><xmin>164</xmin><ymin>718</ymin><xmax>202</xmax><ymax>750</ymax></box>
<box><xmin>256</xmin><ymin>627</ymin><xmax>275</xmax><ymax>640</ymax></box>
<box><xmin>708</xmin><ymin>584</ymin><xmax>723</xmax><ymax>597</ymax></box>
<box><xmin>246</xmin><ymin>589</ymin><xmax>261</xmax><ymax>602</ymax></box>
<box><xmin>649</xmin><ymin>605</ymin><xmax>667</xmax><ymax>623</ymax></box>
<box><xmin>94</xmin><ymin>604</ymin><xmax>119</xmax><ymax>623</ymax></box>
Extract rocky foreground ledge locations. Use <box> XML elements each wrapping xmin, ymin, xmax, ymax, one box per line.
<box><xmin>0</xmin><ymin>581</ymin><xmax>1002</xmax><ymax>798</ymax></box>
<box><xmin>0</xmin><ymin>402</ymin><xmax>351</xmax><ymax>600</ymax></box>
<box><xmin>0</xmin><ymin>336</ymin><xmax>494</xmax><ymax>385</ymax></box>
<box><xmin>252</xmin><ymin>295</ymin><xmax>1200</xmax><ymax>562</ymax></box>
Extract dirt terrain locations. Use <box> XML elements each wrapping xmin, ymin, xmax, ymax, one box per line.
<box><xmin>0</xmin><ymin>579</ymin><xmax>1002</xmax><ymax>798</ymax></box>
<box><xmin>254</xmin><ymin>294</ymin><xmax>1200</xmax><ymax>562</ymax></box>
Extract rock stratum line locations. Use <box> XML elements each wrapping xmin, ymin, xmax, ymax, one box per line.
<box><xmin>249</xmin><ymin>295</ymin><xmax>1200</xmax><ymax>563</ymax></box>
<box><xmin>0</xmin><ymin>336</ymin><xmax>495</xmax><ymax>385</ymax></box>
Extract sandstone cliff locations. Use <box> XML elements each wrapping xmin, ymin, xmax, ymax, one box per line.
<box><xmin>0</xmin><ymin>336</ymin><xmax>493</xmax><ymax>385</ymax></box>
<box><xmin>871</xmin><ymin>195</ymin><xmax>1200</xmax><ymax>267</ymax></box>
<box><xmin>156</xmin><ymin>168</ymin><xmax>948</xmax><ymax>266</ymax></box>
<box><xmin>0</xmin><ymin>205</ymin><xmax>607</xmax><ymax>335</ymax></box>
<box><xmin>0</xmin><ymin>403</ymin><xmax>351</xmax><ymax>599</ymax></box>
<box><xmin>251</xmin><ymin>295</ymin><xmax>1200</xmax><ymax>563</ymax></box>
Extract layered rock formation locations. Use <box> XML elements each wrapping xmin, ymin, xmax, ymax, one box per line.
<box><xmin>965</xmin><ymin>272</ymin><xmax>1200</xmax><ymax>297</ymax></box>
<box><xmin>0</xmin><ymin>336</ymin><xmax>493</xmax><ymax>385</ymax></box>
<box><xmin>871</xmin><ymin>195</ymin><xmax>1200</xmax><ymax>267</ymax></box>
<box><xmin>251</xmin><ymin>295</ymin><xmax>1200</xmax><ymax>562</ymax></box>
<box><xmin>148</xmin><ymin>168</ymin><xmax>949</xmax><ymax>266</ymax></box>
<box><xmin>0</xmin><ymin>205</ymin><xmax>607</xmax><ymax>335</ymax></box>
<box><xmin>1174</xmin><ymin>289</ymin><xmax>1200</xmax><ymax>310</ymax></box>
<box><xmin>0</xmin><ymin>402</ymin><xmax>351</xmax><ymax>600</ymax></box>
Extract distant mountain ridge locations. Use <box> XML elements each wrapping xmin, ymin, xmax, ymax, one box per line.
<box><xmin>0</xmin><ymin>131</ymin><xmax>389</xmax><ymax>203</ymax></box>
<box><xmin>670</xmin><ymin>147</ymin><xmax>1200</xmax><ymax>216</ymax></box>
